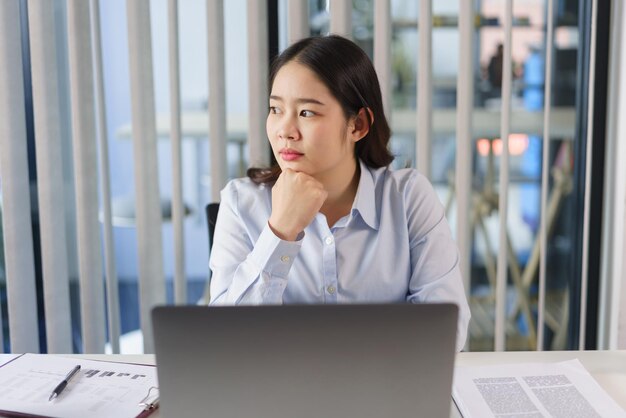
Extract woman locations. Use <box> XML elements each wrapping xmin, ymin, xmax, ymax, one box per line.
<box><xmin>209</xmin><ymin>35</ymin><xmax>470</xmax><ymax>350</ymax></box>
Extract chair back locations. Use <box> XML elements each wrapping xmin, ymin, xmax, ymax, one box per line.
<box><xmin>205</xmin><ymin>203</ymin><xmax>220</xmax><ymax>253</ymax></box>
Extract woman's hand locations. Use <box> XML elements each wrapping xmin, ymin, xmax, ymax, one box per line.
<box><xmin>268</xmin><ymin>168</ymin><xmax>327</xmax><ymax>241</ymax></box>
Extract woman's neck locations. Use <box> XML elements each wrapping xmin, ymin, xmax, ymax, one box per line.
<box><xmin>319</xmin><ymin>160</ymin><xmax>360</xmax><ymax>227</ymax></box>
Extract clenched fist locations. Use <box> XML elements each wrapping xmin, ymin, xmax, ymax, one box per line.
<box><xmin>268</xmin><ymin>168</ymin><xmax>328</xmax><ymax>241</ymax></box>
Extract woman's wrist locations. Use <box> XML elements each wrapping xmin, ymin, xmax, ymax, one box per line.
<box><xmin>267</xmin><ymin>219</ymin><xmax>300</xmax><ymax>241</ymax></box>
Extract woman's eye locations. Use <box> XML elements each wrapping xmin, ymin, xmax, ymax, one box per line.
<box><xmin>300</xmin><ymin>110</ymin><xmax>315</xmax><ymax>117</ymax></box>
<box><xmin>269</xmin><ymin>106</ymin><xmax>281</xmax><ymax>114</ymax></box>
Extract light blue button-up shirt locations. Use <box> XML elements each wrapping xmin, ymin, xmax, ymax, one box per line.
<box><xmin>209</xmin><ymin>160</ymin><xmax>470</xmax><ymax>350</ymax></box>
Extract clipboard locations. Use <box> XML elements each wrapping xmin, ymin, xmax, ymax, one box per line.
<box><xmin>0</xmin><ymin>353</ymin><xmax>159</xmax><ymax>418</ymax></box>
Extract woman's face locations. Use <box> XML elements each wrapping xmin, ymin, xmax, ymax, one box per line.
<box><xmin>266</xmin><ymin>61</ymin><xmax>359</xmax><ymax>183</ymax></box>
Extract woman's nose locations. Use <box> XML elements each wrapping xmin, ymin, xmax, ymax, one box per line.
<box><xmin>277</xmin><ymin>116</ymin><xmax>300</xmax><ymax>141</ymax></box>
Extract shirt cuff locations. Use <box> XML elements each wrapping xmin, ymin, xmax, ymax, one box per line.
<box><xmin>249</xmin><ymin>223</ymin><xmax>303</xmax><ymax>280</ymax></box>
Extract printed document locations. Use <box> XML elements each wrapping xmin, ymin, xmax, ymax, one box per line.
<box><xmin>0</xmin><ymin>353</ymin><xmax>158</xmax><ymax>418</ymax></box>
<box><xmin>453</xmin><ymin>359</ymin><xmax>625</xmax><ymax>418</ymax></box>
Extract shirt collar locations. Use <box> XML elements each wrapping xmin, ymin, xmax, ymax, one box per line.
<box><xmin>352</xmin><ymin>159</ymin><xmax>379</xmax><ymax>230</ymax></box>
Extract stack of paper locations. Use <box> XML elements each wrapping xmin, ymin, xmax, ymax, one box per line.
<box><xmin>0</xmin><ymin>353</ymin><xmax>159</xmax><ymax>418</ymax></box>
<box><xmin>453</xmin><ymin>359</ymin><xmax>626</xmax><ymax>417</ymax></box>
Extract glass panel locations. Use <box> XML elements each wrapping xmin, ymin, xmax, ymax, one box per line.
<box><xmin>97</xmin><ymin>0</ymin><xmax>251</xmax><ymax>352</ymax></box>
<box><xmin>7</xmin><ymin>0</ymin><xmax>589</xmax><ymax>353</ymax></box>
<box><xmin>471</xmin><ymin>0</ymin><xmax>580</xmax><ymax>350</ymax></box>
<box><xmin>356</xmin><ymin>0</ymin><xmax>584</xmax><ymax>350</ymax></box>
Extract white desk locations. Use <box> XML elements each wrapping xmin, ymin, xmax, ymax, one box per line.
<box><xmin>71</xmin><ymin>350</ymin><xmax>625</xmax><ymax>417</ymax></box>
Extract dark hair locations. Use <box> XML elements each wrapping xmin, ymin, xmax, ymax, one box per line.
<box><xmin>248</xmin><ymin>35</ymin><xmax>394</xmax><ymax>184</ymax></box>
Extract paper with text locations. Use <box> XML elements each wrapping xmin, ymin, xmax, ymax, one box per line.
<box><xmin>0</xmin><ymin>353</ymin><xmax>158</xmax><ymax>418</ymax></box>
<box><xmin>453</xmin><ymin>359</ymin><xmax>626</xmax><ymax>418</ymax></box>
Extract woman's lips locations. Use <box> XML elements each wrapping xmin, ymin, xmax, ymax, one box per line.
<box><xmin>280</xmin><ymin>150</ymin><xmax>303</xmax><ymax>161</ymax></box>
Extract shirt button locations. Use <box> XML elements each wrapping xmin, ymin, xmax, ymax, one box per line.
<box><xmin>327</xmin><ymin>286</ymin><xmax>336</xmax><ymax>294</ymax></box>
<box><xmin>280</xmin><ymin>255</ymin><xmax>290</xmax><ymax>263</ymax></box>
<box><xmin>325</xmin><ymin>236</ymin><xmax>334</xmax><ymax>245</ymax></box>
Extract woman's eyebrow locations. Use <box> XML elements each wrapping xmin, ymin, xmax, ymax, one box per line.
<box><xmin>269</xmin><ymin>95</ymin><xmax>325</xmax><ymax>106</ymax></box>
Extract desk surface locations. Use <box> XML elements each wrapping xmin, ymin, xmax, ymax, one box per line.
<box><xmin>64</xmin><ymin>350</ymin><xmax>625</xmax><ymax>418</ymax></box>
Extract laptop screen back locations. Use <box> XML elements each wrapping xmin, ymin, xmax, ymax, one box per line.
<box><xmin>152</xmin><ymin>303</ymin><xmax>458</xmax><ymax>418</ymax></box>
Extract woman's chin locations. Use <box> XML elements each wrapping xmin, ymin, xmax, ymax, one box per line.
<box><xmin>279</xmin><ymin>161</ymin><xmax>308</xmax><ymax>173</ymax></box>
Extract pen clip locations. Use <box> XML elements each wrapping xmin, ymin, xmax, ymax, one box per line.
<box><xmin>138</xmin><ymin>386</ymin><xmax>159</xmax><ymax>410</ymax></box>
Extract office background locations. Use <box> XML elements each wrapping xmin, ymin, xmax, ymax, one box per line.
<box><xmin>0</xmin><ymin>0</ymin><xmax>625</xmax><ymax>354</ymax></box>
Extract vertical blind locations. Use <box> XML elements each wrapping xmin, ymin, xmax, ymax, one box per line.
<box><xmin>287</xmin><ymin>0</ymin><xmax>309</xmax><ymax>45</ymax></box>
<box><xmin>0</xmin><ymin>0</ymin><xmax>39</xmax><ymax>353</ymax></box>
<box><xmin>126</xmin><ymin>0</ymin><xmax>165</xmax><ymax>354</ymax></box>
<box><xmin>416</xmin><ymin>0</ymin><xmax>432</xmax><ymax>177</ymax></box>
<box><xmin>28</xmin><ymin>0</ymin><xmax>73</xmax><ymax>354</ymax></box>
<box><xmin>67</xmin><ymin>0</ymin><xmax>106</xmax><ymax>354</ymax></box>
<box><xmin>247</xmin><ymin>0</ymin><xmax>270</xmax><ymax>167</ymax></box>
<box><xmin>537</xmin><ymin>0</ymin><xmax>556</xmax><ymax>351</ymax></box>
<box><xmin>92</xmin><ymin>0</ymin><xmax>121</xmax><ymax>354</ymax></box>
<box><xmin>0</xmin><ymin>0</ymin><xmax>598</xmax><ymax>353</ymax></box>
<box><xmin>494</xmin><ymin>0</ymin><xmax>513</xmax><ymax>352</ymax></box>
<box><xmin>206</xmin><ymin>0</ymin><xmax>228</xmax><ymax>203</ymax></box>
<box><xmin>455</xmin><ymin>0</ymin><xmax>474</xmax><ymax>350</ymax></box>
<box><xmin>167</xmin><ymin>0</ymin><xmax>186</xmax><ymax>306</ymax></box>
<box><xmin>373</xmin><ymin>0</ymin><xmax>391</xmax><ymax>115</ymax></box>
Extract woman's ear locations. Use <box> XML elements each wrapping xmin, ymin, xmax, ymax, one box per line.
<box><xmin>349</xmin><ymin>107</ymin><xmax>374</xmax><ymax>143</ymax></box>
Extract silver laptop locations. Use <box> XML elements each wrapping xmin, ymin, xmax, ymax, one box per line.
<box><xmin>152</xmin><ymin>304</ymin><xmax>458</xmax><ymax>418</ymax></box>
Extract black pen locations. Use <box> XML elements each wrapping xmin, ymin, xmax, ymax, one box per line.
<box><xmin>48</xmin><ymin>365</ymin><xmax>81</xmax><ymax>401</ymax></box>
